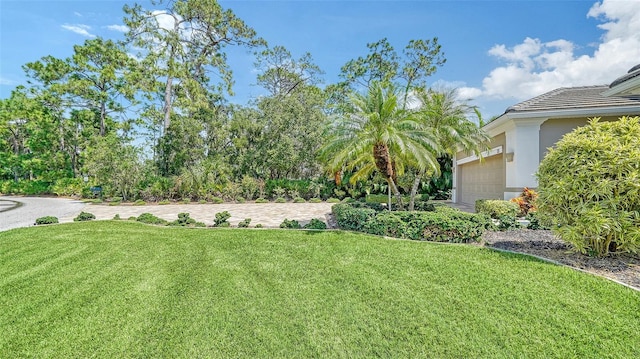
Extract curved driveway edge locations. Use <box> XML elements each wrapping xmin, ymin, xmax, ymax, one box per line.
<box><xmin>0</xmin><ymin>196</ymin><xmax>87</xmax><ymax>232</ymax></box>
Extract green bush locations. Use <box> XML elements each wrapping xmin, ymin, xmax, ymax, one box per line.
<box><xmin>275</xmin><ymin>197</ymin><xmax>286</xmax><ymax>203</ymax></box>
<box><xmin>280</xmin><ymin>219</ymin><xmax>301</xmax><ymax>229</ymax></box>
<box><xmin>475</xmin><ymin>199</ymin><xmax>519</xmax><ymax>219</ymax></box>
<box><xmin>74</xmin><ymin>211</ymin><xmax>96</xmax><ymax>222</ymax></box>
<box><xmin>133</xmin><ymin>199</ymin><xmax>146</xmax><ymax>206</ymax></box>
<box><xmin>168</xmin><ymin>213</ymin><xmax>197</xmax><ymax>227</ymax></box>
<box><xmin>255</xmin><ymin>198</ymin><xmax>269</xmax><ymax>203</ymax></box>
<box><xmin>235</xmin><ymin>196</ymin><xmax>246</xmax><ymax>204</ymax></box>
<box><xmin>309</xmin><ymin>198</ymin><xmax>322</xmax><ymax>203</ymax></box>
<box><xmin>136</xmin><ymin>213</ymin><xmax>167</xmax><ymax>226</ymax></box>
<box><xmin>211</xmin><ymin>197</ymin><xmax>224</xmax><ymax>204</ymax></box>
<box><xmin>35</xmin><ymin>216</ymin><xmax>59</xmax><ymax>225</ymax></box>
<box><xmin>214</xmin><ymin>211</ymin><xmax>231</xmax><ymax>227</ymax></box>
<box><xmin>497</xmin><ymin>215</ymin><xmax>520</xmax><ymax>231</ymax></box>
<box><xmin>158</xmin><ymin>200</ymin><xmax>171</xmax><ymax>205</ymax></box>
<box><xmin>327</xmin><ymin>197</ymin><xmax>341</xmax><ymax>203</ymax></box>
<box><xmin>198</xmin><ymin>199</ymin><xmax>207</xmax><ymax>204</ymax></box>
<box><xmin>113</xmin><ymin>214</ymin><xmax>121</xmax><ymax>220</ymax></box>
<box><xmin>293</xmin><ymin>197</ymin><xmax>306</xmax><ymax>203</ymax></box>
<box><xmin>255</xmin><ymin>224</ymin><xmax>264</xmax><ymax>228</ymax></box>
<box><xmin>333</xmin><ymin>203</ymin><xmax>491</xmax><ymax>243</ymax></box>
<box><xmin>537</xmin><ymin>116</ymin><xmax>640</xmax><ymax>256</ymax></box>
<box><xmin>332</xmin><ymin>204</ymin><xmax>377</xmax><ymax>232</ymax></box>
<box><xmin>51</xmin><ymin>177</ymin><xmax>86</xmax><ymax>197</ymax></box>
<box><xmin>526</xmin><ymin>212</ymin><xmax>550</xmax><ymax>230</ymax></box>
<box><xmin>238</xmin><ymin>218</ymin><xmax>251</xmax><ymax>228</ymax></box>
<box><xmin>303</xmin><ymin>218</ymin><xmax>327</xmax><ymax>230</ymax></box>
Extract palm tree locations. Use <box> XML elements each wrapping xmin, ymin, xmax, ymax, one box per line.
<box><xmin>321</xmin><ymin>82</ymin><xmax>440</xmax><ymax>209</ymax></box>
<box><xmin>406</xmin><ymin>88</ymin><xmax>490</xmax><ymax>210</ymax></box>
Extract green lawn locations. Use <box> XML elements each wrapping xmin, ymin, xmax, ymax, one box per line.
<box><xmin>1</xmin><ymin>221</ymin><xmax>639</xmax><ymax>358</ymax></box>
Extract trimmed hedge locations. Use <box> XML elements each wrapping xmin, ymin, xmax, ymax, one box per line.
<box><xmin>35</xmin><ymin>216</ymin><xmax>59</xmax><ymax>225</ymax></box>
<box><xmin>332</xmin><ymin>203</ymin><xmax>491</xmax><ymax>243</ymax></box>
<box><xmin>475</xmin><ymin>199</ymin><xmax>519</xmax><ymax>219</ymax></box>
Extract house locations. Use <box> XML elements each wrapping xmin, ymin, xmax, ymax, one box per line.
<box><xmin>452</xmin><ymin>64</ymin><xmax>640</xmax><ymax>205</ymax></box>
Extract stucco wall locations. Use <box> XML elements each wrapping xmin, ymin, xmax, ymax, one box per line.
<box><xmin>539</xmin><ymin>116</ymin><xmax>626</xmax><ymax>159</ymax></box>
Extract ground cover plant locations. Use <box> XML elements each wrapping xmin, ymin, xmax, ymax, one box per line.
<box><xmin>2</xmin><ymin>221</ymin><xmax>638</xmax><ymax>358</ymax></box>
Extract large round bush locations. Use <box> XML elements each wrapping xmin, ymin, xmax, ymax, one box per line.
<box><xmin>536</xmin><ymin>116</ymin><xmax>640</xmax><ymax>256</ymax></box>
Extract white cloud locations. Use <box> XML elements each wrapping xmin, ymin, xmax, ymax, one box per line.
<box><xmin>465</xmin><ymin>0</ymin><xmax>640</xmax><ymax>101</ymax></box>
<box><xmin>107</xmin><ymin>24</ymin><xmax>129</xmax><ymax>33</ymax></box>
<box><xmin>74</xmin><ymin>12</ymin><xmax>82</xmax><ymax>17</ymax></box>
<box><xmin>61</xmin><ymin>24</ymin><xmax>96</xmax><ymax>38</ymax></box>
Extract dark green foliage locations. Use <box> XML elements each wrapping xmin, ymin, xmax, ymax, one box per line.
<box><xmin>255</xmin><ymin>198</ymin><xmax>269</xmax><ymax>203</ymax></box>
<box><xmin>537</xmin><ymin>116</ymin><xmax>640</xmax><ymax>256</ymax></box>
<box><xmin>280</xmin><ymin>219</ymin><xmax>301</xmax><ymax>229</ymax></box>
<box><xmin>113</xmin><ymin>214</ymin><xmax>121</xmax><ymax>220</ymax></box>
<box><xmin>214</xmin><ymin>211</ymin><xmax>231</xmax><ymax>227</ymax></box>
<box><xmin>238</xmin><ymin>218</ymin><xmax>251</xmax><ymax>228</ymax></box>
<box><xmin>497</xmin><ymin>215</ymin><xmax>520</xmax><ymax>231</ymax></box>
<box><xmin>73</xmin><ymin>211</ymin><xmax>95</xmax><ymax>222</ymax></box>
<box><xmin>333</xmin><ymin>203</ymin><xmax>490</xmax><ymax>242</ymax></box>
<box><xmin>211</xmin><ymin>197</ymin><xmax>224</xmax><ymax>204</ymax></box>
<box><xmin>526</xmin><ymin>212</ymin><xmax>550</xmax><ymax>230</ymax></box>
<box><xmin>332</xmin><ymin>204</ymin><xmax>377</xmax><ymax>232</ymax></box>
<box><xmin>136</xmin><ymin>213</ymin><xmax>167</xmax><ymax>226</ymax></box>
<box><xmin>35</xmin><ymin>216</ymin><xmax>59</xmax><ymax>225</ymax></box>
<box><xmin>475</xmin><ymin>199</ymin><xmax>519</xmax><ymax>219</ymax></box>
<box><xmin>293</xmin><ymin>197</ymin><xmax>306</xmax><ymax>203</ymax></box>
<box><xmin>303</xmin><ymin>218</ymin><xmax>327</xmax><ymax>230</ymax></box>
<box><xmin>168</xmin><ymin>213</ymin><xmax>197</xmax><ymax>227</ymax></box>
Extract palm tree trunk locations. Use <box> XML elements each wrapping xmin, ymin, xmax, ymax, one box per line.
<box><xmin>408</xmin><ymin>169</ymin><xmax>424</xmax><ymax>211</ymax></box>
<box><xmin>388</xmin><ymin>176</ymin><xmax>404</xmax><ymax>210</ymax></box>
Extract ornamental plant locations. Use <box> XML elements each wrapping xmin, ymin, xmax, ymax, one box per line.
<box><xmin>536</xmin><ymin>116</ymin><xmax>640</xmax><ymax>256</ymax></box>
<box><xmin>510</xmin><ymin>187</ymin><xmax>538</xmax><ymax>217</ymax></box>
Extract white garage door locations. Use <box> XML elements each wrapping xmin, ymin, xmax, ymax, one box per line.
<box><xmin>459</xmin><ymin>155</ymin><xmax>504</xmax><ymax>205</ymax></box>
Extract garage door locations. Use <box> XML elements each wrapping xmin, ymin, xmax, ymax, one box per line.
<box><xmin>458</xmin><ymin>155</ymin><xmax>504</xmax><ymax>205</ymax></box>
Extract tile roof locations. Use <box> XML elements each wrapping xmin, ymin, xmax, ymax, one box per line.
<box><xmin>505</xmin><ymin>85</ymin><xmax>640</xmax><ymax>113</ymax></box>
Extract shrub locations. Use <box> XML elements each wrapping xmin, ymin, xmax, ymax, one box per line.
<box><xmin>198</xmin><ymin>199</ymin><xmax>207</xmax><ymax>204</ymax></box>
<box><xmin>497</xmin><ymin>215</ymin><xmax>520</xmax><ymax>231</ymax></box>
<box><xmin>509</xmin><ymin>187</ymin><xmax>538</xmax><ymax>217</ymax></box>
<box><xmin>327</xmin><ymin>197</ymin><xmax>341</xmax><ymax>203</ymax></box>
<box><xmin>74</xmin><ymin>211</ymin><xmax>96</xmax><ymax>222</ymax></box>
<box><xmin>168</xmin><ymin>213</ymin><xmax>197</xmax><ymax>227</ymax></box>
<box><xmin>280</xmin><ymin>219</ymin><xmax>301</xmax><ymax>229</ymax></box>
<box><xmin>303</xmin><ymin>218</ymin><xmax>327</xmax><ymax>230</ymax></box>
<box><xmin>475</xmin><ymin>199</ymin><xmax>519</xmax><ymax>219</ymax></box>
<box><xmin>537</xmin><ymin>116</ymin><xmax>640</xmax><ymax>256</ymax></box>
<box><xmin>255</xmin><ymin>198</ymin><xmax>269</xmax><ymax>203</ymax></box>
<box><xmin>526</xmin><ymin>212</ymin><xmax>549</xmax><ymax>230</ymax></box>
<box><xmin>293</xmin><ymin>197</ymin><xmax>306</xmax><ymax>203</ymax></box>
<box><xmin>255</xmin><ymin>224</ymin><xmax>264</xmax><ymax>228</ymax></box>
<box><xmin>181</xmin><ymin>198</ymin><xmax>191</xmax><ymax>204</ymax></box>
<box><xmin>235</xmin><ymin>196</ymin><xmax>246</xmax><ymax>204</ymax></box>
<box><xmin>211</xmin><ymin>197</ymin><xmax>224</xmax><ymax>204</ymax></box>
<box><xmin>113</xmin><ymin>214</ymin><xmax>121</xmax><ymax>220</ymax></box>
<box><xmin>195</xmin><ymin>221</ymin><xmax>206</xmax><ymax>227</ymax></box>
<box><xmin>136</xmin><ymin>213</ymin><xmax>167</xmax><ymax>226</ymax></box>
<box><xmin>214</xmin><ymin>211</ymin><xmax>231</xmax><ymax>227</ymax></box>
<box><xmin>238</xmin><ymin>218</ymin><xmax>251</xmax><ymax>228</ymax></box>
<box><xmin>158</xmin><ymin>200</ymin><xmax>171</xmax><ymax>205</ymax></box>
<box><xmin>133</xmin><ymin>199</ymin><xmax>146</xmax><ymax>206</ymax></box>
<box><xmin>128</xmin><ymin>216</ymin><xmax>137</xmax><ymax>221</ymax></box>
<box><xmin>35</xmin><ymin>216</ymin><xmax>59</xmax><ymax>225</ymax></box>
<box><xmin>333</xmin><ymin>203</ymin><xmax>491</xmax><ymax>243</ymax></box>
<box><xmin>275</xmin><ymin>197</ymin><xmax>286</xmax><ymax>203</ymax></box>
<box><xmin>332</xmin><ymin>204</ymin><xmax>377</xmax><ymax>232</ymax></box>
<box><xmin>309</xmin><ymin>198</ymin><xmax>322</xmax><ymax>203</ymax></box>
<box><xmin>51</xmin><ymin>177</ymin><xmax>86</xmax><ymax>197</ymax></box>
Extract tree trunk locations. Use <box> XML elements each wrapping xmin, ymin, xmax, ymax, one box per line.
<box><xmin>408</xmin><ymin>169</ymin><xmax>425</xmax><ymax>211</ymax></box>
<box><xmin>163</xmin><ymin>75</ymin><xmax>173</xmax><ymax>133</ymax></box>
<box><xmin>388</xmin><ymin>176</ymin><xmax>404</xmax><ymax>210</ymax></box>
<box><xmin>100</xmin><ymin>101</ymin><xmax>106</xmax><ymax>136</ymax></box>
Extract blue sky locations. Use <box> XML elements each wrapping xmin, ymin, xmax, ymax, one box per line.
<box><xmin>1</xmin><ymin>0</ymin><xmax>639</xmax><ymax>117</ymax></box>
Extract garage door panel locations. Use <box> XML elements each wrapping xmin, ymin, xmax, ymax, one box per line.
<box><xmin>459</xmin><ymin>156</ymin><xmax>503</xmax><ymax>205</ymax></box>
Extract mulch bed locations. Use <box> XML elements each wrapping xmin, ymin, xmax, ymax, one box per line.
<box><xmin>482</xmin><ymin>229</ymin><xmax>640</xmax><ymax>291</ymax></box>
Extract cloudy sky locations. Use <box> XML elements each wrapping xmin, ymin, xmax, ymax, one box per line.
<box><xmin>1</xmin><ymin>0</ymin><xmax>639</xmax><ymax>117</ymax></box>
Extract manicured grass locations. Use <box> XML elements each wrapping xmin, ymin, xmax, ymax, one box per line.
<box><xmin>1</xmin><ymin>221</ymin><xmax>639</xmax><ymax>358</ymax></box>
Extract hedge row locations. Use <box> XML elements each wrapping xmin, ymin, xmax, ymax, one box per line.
<box><xmin>332</xmin><ymin>204</ymin><xmax>492</xmax><ymax>243</ymax></box>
